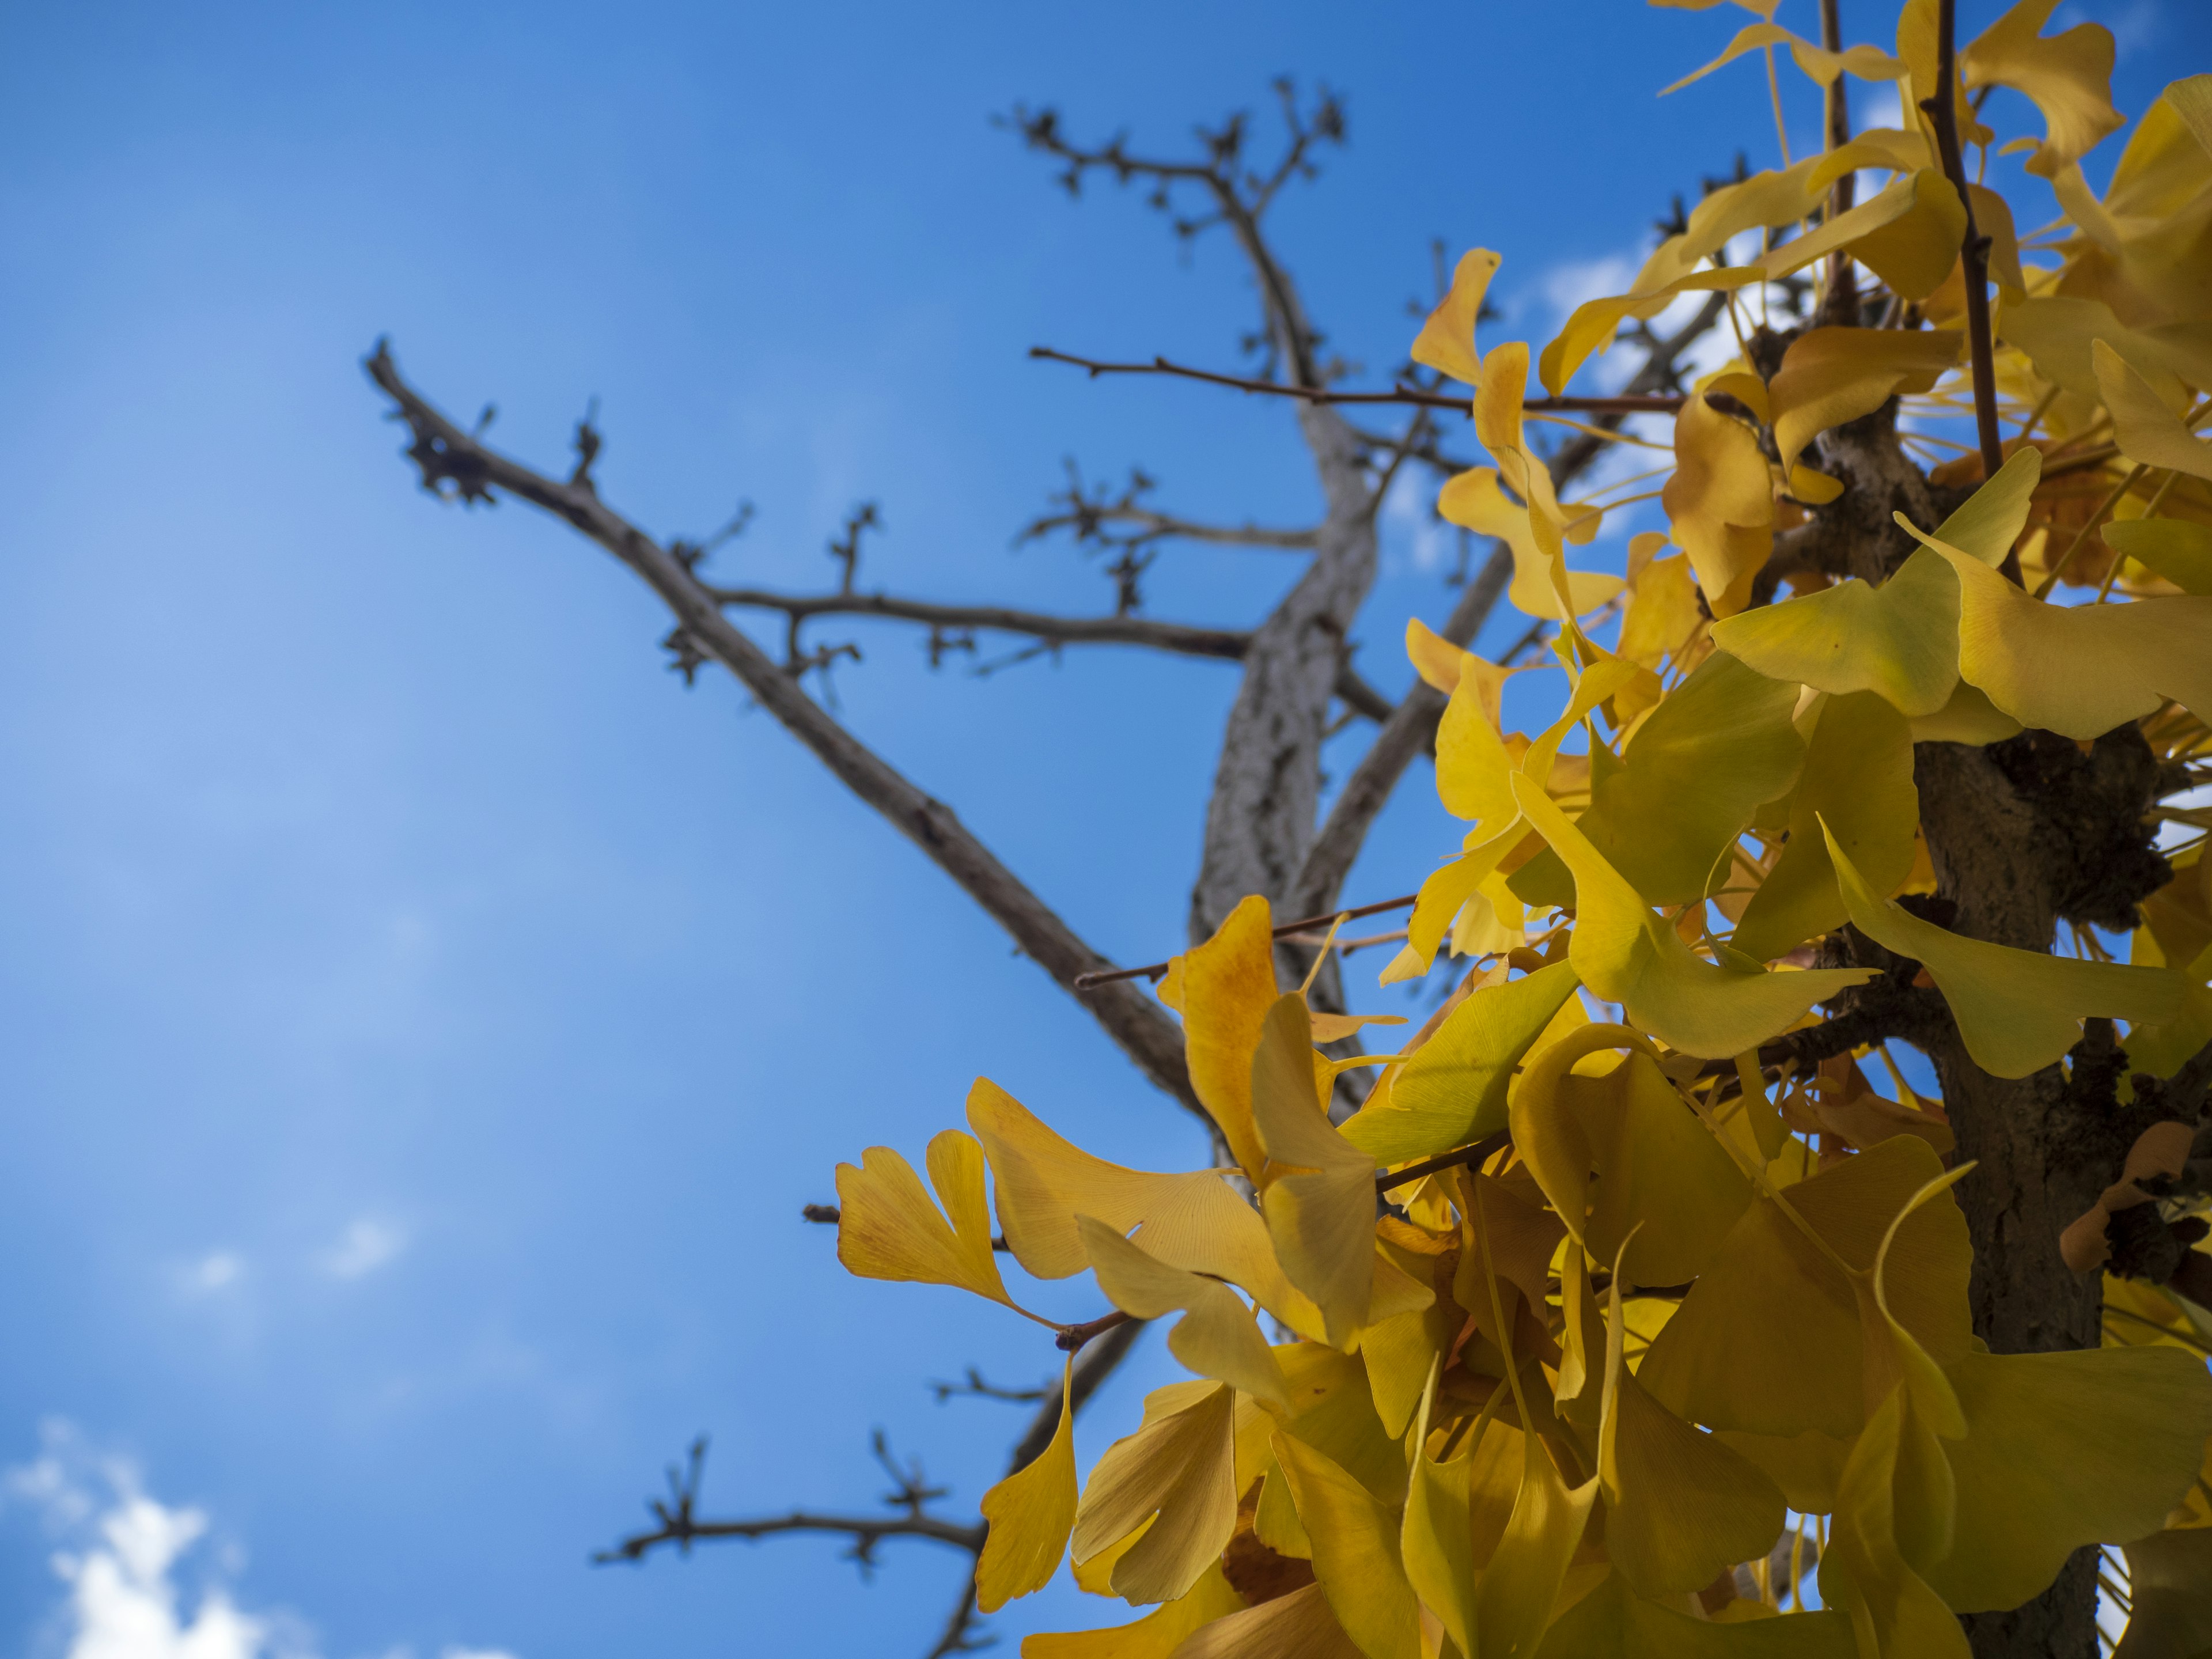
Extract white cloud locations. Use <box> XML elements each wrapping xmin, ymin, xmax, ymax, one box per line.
<box><xmin>318</xmin><ymin>1219</ymin><xmax>407</xmax><ymax>1281</ymax></box>
<box><xmin>6</xmin><ymin>1424</ymin><xmax>520</xmax><ymax>1659</ymax></box>
<box><xmin>5</xmin><ymin>1421</ymin><xmax>304</xmax><ymax>1659</ymax></box>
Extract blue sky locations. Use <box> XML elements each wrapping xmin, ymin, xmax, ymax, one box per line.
<box><xmin>0</xmin><ymin>2</ymin><xmax>2199</xmax><ymax>1656</ymax></box>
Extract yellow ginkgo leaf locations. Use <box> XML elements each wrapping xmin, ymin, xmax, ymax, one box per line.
<box><xmin>2094</xmin><ymin>338</ymin><xmax>2212</xmax><ymax>480</ymax></box>
<box><xmin>1661</xmin><ymin>20</ymin><xmax>1904</xmax><ymax>95</ymax></box>
<box><xmin>1709</xmin><ymin>544</ymin><xmax>1960</xmax><ymax>716</ymax></box>
<box><xmin>2104</xmin><ymin>517</ymin><xmax>2212</xmax><ymax>595</ymax></box>
<box><xmin>1401</xmin><ymin>1367</ymin><xmax>1478</xmax><ymax>1658</ymax></box>
<box><xmin>1510</xmin><ymin>771</ymin><xmax>1874</xmax><ymax>1059</ymax></box>
<box><xmin>1761</xmin><ymin>168</ymin><xmax>1967</xmax><ymax>301</ymax></box>
<box><xmin>1518</xmin><ymin>649</ymin><xmax>1805</xmax><ymax>908</ymax></box>
<box><xmin>1475</xmin><ymin>343</ymin><xmax>1565</xmax><ymax>540</ymax></box>
<box><xmin>1073</xmin><ymin>1380</ymin><xmax>1240</xmax><ymax>1606</ymax></box>
<box><xmin>1171</xmin><ymin>1581</ymin><xmax>1363</xmax><ymax>1659</ymax></box>
<box><xmin>1602</xmin><ymin>1316</ymin><xmax>1786</xmax><ymax>1599</ymax></box>
<box><xmin>1571</xmin><ymin>1044</ymin><xmax>1756</xmax><ymax>1286</ymax></box>
<box><xmin>1821</xmin><ymin>1388</ymin><xmax>1976</xmax><ymax>1659</ymax></box>
<box><xmin>1170</xmin><ymin>896</ymin><xmax>1282</xmax><ymax>1180</ymax></box>
<box><xmin>1077</xmin><ymin>1215</ymin><xmax>1291</xmax><ymax>1409</ymax></box>
<box><xmin>1929</xmin><ymin>445</ymin><xmax>2042</xmax><ymax>568</ymax></box>
<box><xmin>1662</xmin><ymin>389</ymin><xmax>1773</xmax><ymax>618</ymax></box>
<box><xmin>1377</xmin><ymin>820</ymin><xmax>1526</xmax><ymax>986</ymax></box>
<box><xmin>967</xmin><ymin>1078</ymin><xmax>1321</xmax><ymax>1338</ymax></box>
<box><xmin>835</xmin><ymin>1132</ymin><xmax>1032</xmax><ymax>1317</ymax></box>
<box><xmin>1473</xmin><ymin>1419</ymin><xmax>1599</xmax><ymax>1659</ymax></box>
<box><xmin>1616</xmin><ymin>549</ymin><xmax>1703</xmax><ymax>669</ymax></box>
<box><xmin>1768</xmin><ymin>327</ymin><xmax>1962</xmax><ymax>478</ymax></box>
<box><xmin>1961</xmin><ymin>0</ymin><xmax>2125</xmax><ymax>178</ymax></box>
<box><xmin>2001</xmin><ymin>297</ymin><xmax>2212</xmax><ymax>408</ymax></box>
<box><xmin>1437</xmin><ymin>466</ymin><xmax>1624</xmax><ymax>621</ymax></box>
<box><xmin>1639</xmin><ymin>1136</ymin><xmax>1972</xmax><ymax>1440</ymax></box>
<box><xmin>1901</xmin><ymin>516</ymin><xmax>2212</xmax><ymax>738</ymax></box>
<box><xmin>1532</xmin><ymin>1571</ymin><xmax>1855</xmax><ymax>1656</ymax></box>
<box><xmin>1825</xmin><ymin>823</ymin><xmax>2184</xmax><ymax>1078</ymax></box>
<box><xmin>1923</xmin><ymin>1345</ymin><xmax>2212</xmax><ymax>1611</ymax></box>
<box><xmin>1410</xmin><ymin>248</ymin><xmax>1501</xmax><ymax>390</ymax></box>
<box><xmin>1404</xmin><ymin>618</ymin><xmax>1515</xmax><ymax>718</ymax></box>
<box><xmin>1343</xmin><ymin>960</ymin><xmax>1582</xmax><ymax>1163</ymax></box>
<box><xmin>1732</xmin><ymin>691</ymin><xmax>1919</xmax><ymax>964</ymax></box>
<box><xmin>1024</xmin><ymin>1562</ymin><xmax>1248</xmax><ymax>1659</ymax></box>
<box><xmin>1272</xmin><ymin>1434</ymin><xmax>1423</xmax><ymax>1659</ymax></box>
<box><xmin>976</xmin><ymin>1358</ymin><xmax>1079</xmax><ymax>1612</ymax></box>
<box><xmin>1252</xmin><ymin>994</ymin><xmax>1383</xmax><ymax>1347</ymax></box>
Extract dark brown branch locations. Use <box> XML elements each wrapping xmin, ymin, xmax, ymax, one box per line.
<box><xmin>1031</xmin><ymin>346</ymin><xmax>1687</xmax><ymax>416</ymax></box>
<box><xmin>1376</xmin><ymin>1131</ymin><xmax>1510</xmax><ymax>1194</ymax></box>
<box><xmin>1071</xmin><ymin>891</ymin><xmax>1419</xmax><ymax>990</ymax></box>
<box><xmin>1815</xmin><ymin>0</ymin><xmax>1860</xmax><ymax>327</ymax></box>
<box><xmin>1921</xmin><ymin>0</ymin><xmax>2009</xmax><ymax>573</ymax></box>
<box><xmin>703</xmin><ymin>584</ymin><xmax>1251</xmax><ymax>661</ymax></box>
<box><xmin>365</xmin><ymin>340</ymin><xmax>1207</xmax><ymax>1124</ymax></box>
<box><xmin>1019</xmin><ymin>501</ymin><xmax>1318</xmax><ymax>552</ymax></box>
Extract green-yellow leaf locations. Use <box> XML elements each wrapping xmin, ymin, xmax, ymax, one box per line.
<box><xmin>1733</xmin><ymin>691</ymin><xmax>1919</xmax><ymax>963</ymax></box>
<box><xmin>1343</xmin><ymin>960</ymin><xmax>1582</xmax><ymax>1162</ymax></box>
<box><xmin>2095</xmin><ymin>338</ymin><xmax>2212</xmax><ymax>480</ymax></box>
<box><xmin>1762</xmin><ymin>169</ymin><xmax>1967</xmax><ymax>301</ymax></box>
<box><xmin>1709</xmin><ymin>546</ymin><xmax>1960</xmax><ymax>716</ymax></box>
<box><xmin>1903</xmin><ymin>516</ymin><xmax>2212</xmax><ymax>738</ymax></box>
<box><xmin>978</xmin><ymin>1359</ymin><xmax>1080</xmax><ymax>1612</ymax></box>
<box><xmin>1663</xmin><ymin>389</ymin><xmax>1774</xmax><ymax>617</ymax></box>
<box><xmin>1825</xmin><ymin>822</ymin><xmax>2183</xmax><ymax>1078</ymax></box>
<box><xmin>1472</xmin><ymin>1421</ymin><xmax>1598</xmax><ymax>1659</ymax></box>
<box><xmin>1639</xmin><ymin>1137</ymin><xmax>1972</xmax><ymax>1440</ymax></box>
<box><xmin>1924</xmin><ymin>1345</ymin><xmax>2212</xmax><ymax>1611</ymax></box>
<box><xmin>1510</xmin><ymin>771</ymin><xmax>1874</xmax><ymax>1059</ymax></box>
<box><xmin>2105</xmin><ymin>518</ymin><xmax>2212</xmax><ymax>595</ymax></box>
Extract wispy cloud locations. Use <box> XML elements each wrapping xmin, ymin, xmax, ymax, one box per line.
<box><xmin>6</xmin><ymin>1423</ymin><xmax>519</xmax><ymax>1659</ymax></box>
<box><xmin>5</xmin><ymin>1421</ymin><xmax>305</xmax><ymax>1659</ymax></box>
<box><xmin>177</xmin><ymin>1252</ymin><xmax>245</xmax><ymax>1296</ymax></box>
<box><xmin>319</xmin><ymin>1219</ymin><xmax>407</xmax><ymax>1281</ymax></box>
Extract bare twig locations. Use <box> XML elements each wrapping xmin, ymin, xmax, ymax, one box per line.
<box><xmin>1031</xmin><ymin>346</ymin><xmax>1687</xmax><ymax>416</ymax></box>
<box><xmin>365</xmin><ymin>340</ymin><xmax>1207</xmax><ymax>1124</ymax></box>
<box><xmin>929</xmin><ymin>1368</ymin><xmax>1050</xmax><ymax>1406</ymax></box>
<box><xmin>1377</xmin><ymin>1131</ymin><xmax>1511</xmax><ymax>1193</ymax></box>
<box><xmin>1921</xmin><ymin>0</ymin><xmax>2009</xmax><ymax>574</ymax></box>
<box><xmin>1071</xmin><ymin>891</ymin><xmax>1419</xmax><ymax>990</ymax></box>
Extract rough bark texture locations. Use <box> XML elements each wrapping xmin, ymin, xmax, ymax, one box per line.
<box><xmin>1815</xmin><ymin>408</ymin><xmax>2175</xmax><ymax>1659</ymax></box>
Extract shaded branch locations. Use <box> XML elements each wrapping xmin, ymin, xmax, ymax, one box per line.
<box><xmin>365</xmin><ymin>340</ymin><xmax>1206</xmax><ymax>1124</ymax></box>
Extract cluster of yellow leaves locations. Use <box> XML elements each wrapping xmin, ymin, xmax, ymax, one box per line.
<box><xmin>834</xmin><ymin>892</ymin><xmax>2211</xmax><ymax>1656</ymax></box>
<box><xmin>825</xmin><ymin>4</ymin><xmax>2212</xmax><ymax>1654</ymax></box>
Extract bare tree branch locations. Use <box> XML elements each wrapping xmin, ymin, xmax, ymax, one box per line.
<box><xmin>1031</xmin><ymin>346</ymin><xmax>1688</xmax><ymax>416</ymax></box>
<box><xmin>363</xmin><ymin>340</ymin><xmax>1206</xmax><ymax>1124</ymax></box>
